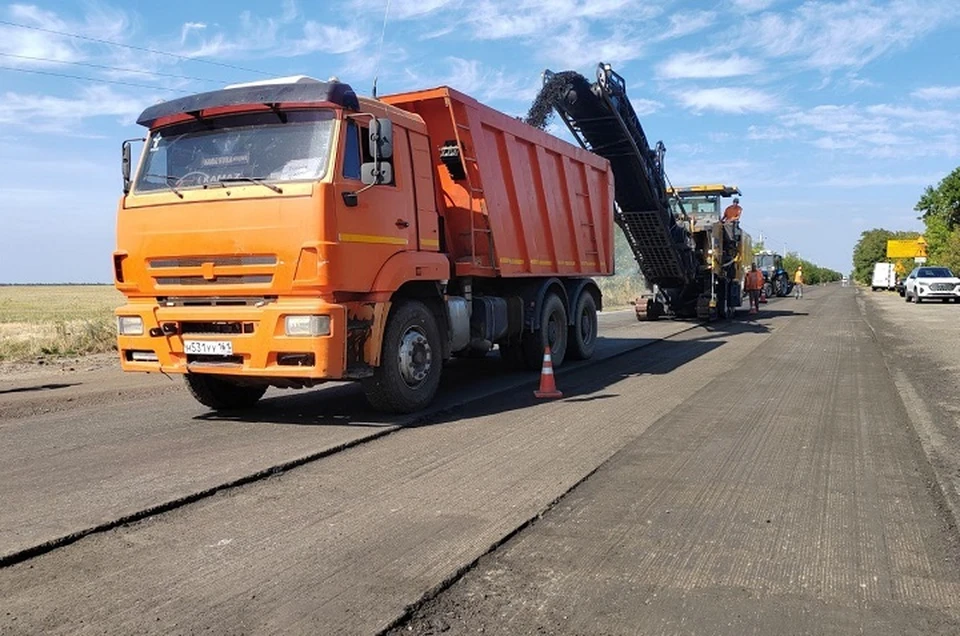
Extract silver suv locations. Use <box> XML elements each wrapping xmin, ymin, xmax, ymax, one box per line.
<box><xmin>903</xmin><ymin>266</ymin><xmax>960</xmax><ymax>303</ymax></box>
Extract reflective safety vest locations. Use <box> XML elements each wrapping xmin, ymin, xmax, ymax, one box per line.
<box><xmin>745</xmin><ymin>270</ymin><xmax>765</xmax><ymax>291</ymax></box>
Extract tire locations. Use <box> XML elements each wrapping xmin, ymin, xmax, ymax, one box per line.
<box><xmin>362</xmin><ymin>300</ymin><xmax>442</xmax><ymax>413</ymax></box>
<box><xmin>568</xmin><ymin>292</ymin><xmax>598</xmax><ymax>360</ymax></box>
<box><xmin>904</xmin><ymin>292</ymin><xmax>911</xmax><ymax>303</ymax></box>
<box><xmin>763</xmin><ymin>282</ymin><xmax>774</xmax><ymax>299</ymax></box>
<box><xmin>522</xmin><ymin>293</ymin><xmax>568</xmax><ymax>370</ymax></box>
<box><xmin>916</xmin><ymin>296</ymin><xmax>923</xmax><ymax>304</ymax></box>
<box><xmin>184</xmin><ymin>374</ymin><xmax>267</xmax><ymax>410</ymax></box>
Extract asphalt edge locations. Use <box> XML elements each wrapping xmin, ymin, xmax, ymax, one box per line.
<box><xmin>856</xmin><ymin>289</ymin><xmax>960</xmax><ymax>535</ymax></box>
<box><xmin>0</xmin><ymin>320</ymin><xmax>700</xmax><ymax>569</ymax></box>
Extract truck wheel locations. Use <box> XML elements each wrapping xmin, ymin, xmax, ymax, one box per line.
<box><xmin>362</xmin><ymin>300</ymin><xmax>442</xmax><ymax>413</ymax></box>
<box><xmin>568</xmin><ymin>292</ymin><xmax>597</xmax><ymax>360</ymax></box>
<box><xmin>184</xmin><ymin>374</ymin><xmax>267</xmax><ymax>411</ymax></box>
<box><xmin>763</xmin><ymin>282</ymin><xmax>773</xmax><ymax>299</ymax></box>
<box><xmin>523</xmin><ymin>293</ymin><xmax>568</xmax><ymax>370</ymax></box>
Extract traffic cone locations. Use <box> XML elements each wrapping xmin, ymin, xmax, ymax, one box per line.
<box><xmin>534</xmin><ymin>346</ymin><xmax>563</xmax><ymax>399</ymax></box>
<box><xmin>759</xmin><ymin>288</ymin><xmax>768</xmax><ymax>304</ymax></box>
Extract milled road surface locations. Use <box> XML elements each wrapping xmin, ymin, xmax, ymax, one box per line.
<box><xmin>2</xmin><ymin>287</ymin><xmax>959</xmax><ymax>635</ymax></box>
<box><xmin>395</xmin><ymin>285</ymin><xmax>960</xmax><ymax>635</ymax></box>
<box><xmin>0</xmin><ymin>311</ymin><xmax>693</xmax><ymax>563</ymax></box>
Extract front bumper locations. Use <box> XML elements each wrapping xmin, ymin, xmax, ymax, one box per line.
<box><xmin>916</xmin><ymin>286</ymin><xmax>960</xmax><ymax>299</ymax></box>
<box><xmin>115</xmin><ymin>298</ymin><xmax>347</xmax><ymax>379</ymax></box>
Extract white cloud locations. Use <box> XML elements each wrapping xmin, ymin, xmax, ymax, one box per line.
<box><xmin>352</xmin><ymin>0</ymin><xmax>458</xmax><ymax>20</ymax></box>
<box><xmin>821</xmin><ymin>173</ymin><xmax>947</xmax><ymax>187</ymax></box>
<box><xmin>677</xmin><ymin>87</ymin><xmax>780</xmax><ymax>114</ymax></box>
<box><xmin>403</xmin><ymin>57</ymin><xmax>536</xmax><ymax>104</ymax></box>
<box><xmin>747</xmin><ymin>125</ymin><xmax>797</xmax><ymax>140</ymax></box>
<box><xmin>180</xmin><ymin>22</ymin><xmax>207</xmax><ymax>44</ymax></box>
<box><xmin>656</xmin><ymin>11</ymin><xmax>717</xmax><ymax>41</ymax></box>
<box><xmin>730</xmin><ymin>0</ymin><xmax>777</xmax><ymax>12</ymax></box>
<box><xmin>912</xmin><ymin>86</ymin><xmax>960</xmax><ymax>101</ymax></box>
<box><xmin>744</xmin><ymin>0</ymin><xmax>960</xmax><ymax>71</ymax></box>
<box><xmin>0</xmin><ymin>86</ymin><xmax>151</xmax><ymax>132</ymax></box>
<box><xmin>631</xmin><ymin>98</ymin><xmax>663</xmax><ymax>116</ymax></box>
<box><xmin>467</xmin><ymin>0</ymin><xmax>657</xmax><ymax>40</ymax></box>
<box><xmin>777</xmin><ymin>102</ymin><xmax>960</xmax><ymax>158</ymax></box>
<box><xmin>658</xmin><ymin>51</ymin><xmax>764</xmax><ymax>79</ymax></box>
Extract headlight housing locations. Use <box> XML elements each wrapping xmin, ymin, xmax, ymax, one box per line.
<box><xmin>284</xmin><ymin>315</ymin><xmax>331</xmax><ymax>337</ymax></box>
<box><xmin>117</xmin><ymin>316</ymin><xmax>144</xmax><ymax>336</ymax></box>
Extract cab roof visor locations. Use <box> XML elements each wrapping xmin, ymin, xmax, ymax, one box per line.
<box><xmin>136</xmin><ymin>80</ymin><xmax>360</xmax><ymax>128</ymax></box>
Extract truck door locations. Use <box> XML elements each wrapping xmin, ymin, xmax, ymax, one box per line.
<box><xmin>336</xmin><ymin>118</ymin><xmax>417</xmax><ymax>291</ymax></box>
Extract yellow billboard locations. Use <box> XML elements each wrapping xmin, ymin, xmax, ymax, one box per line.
<box><xmin>886</xmin><ymin>238</ymin><xmax>927</xmax><ymax>259</ymax></box>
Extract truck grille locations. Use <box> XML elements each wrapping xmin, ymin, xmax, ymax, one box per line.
<box><xmin>180</xmin><ymin>321</ymin><xmax>254</xmax><ymax>335</ymax></box>
<box><xmin>149</xmin><ymin>255</ymin><xmax>277</xmax><ymax>287</ymax></box>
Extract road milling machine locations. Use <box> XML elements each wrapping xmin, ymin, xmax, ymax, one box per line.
<box><xmin>532</xmin><ymin>64</ymin><xmax>750</xmax><ymax>321</ymax></box>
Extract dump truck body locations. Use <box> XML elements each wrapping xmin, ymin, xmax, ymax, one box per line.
<box><xmin>114</xmin><ymin>78</ymin><xmax>613</xmax><ymax>413</ymax></box>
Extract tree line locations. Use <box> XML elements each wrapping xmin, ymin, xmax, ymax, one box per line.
<box><xmin>753</xmin><ymin>241</ymin><xmax>844</xmax><ymax>285</ymax></box>
<box><xmin>851</xmin><ymin>166</ymin><xmax>960</xmax><ymax>284</ymax></box>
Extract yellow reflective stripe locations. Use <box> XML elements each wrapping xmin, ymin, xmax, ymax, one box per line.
<box><xmin>558</xmin><ymin>260</ymin><xmax>576</xmax><ymax>266</ymax></box>
<box><xmin>338</xmin><ymin>233</ymin><xmax>409</xmax><ymax>246</ymax></box>
<box><xmin>421</xmin><ymin>238</ymin><xmax>440</xmax><ymax>247</ymax></box>
<box><xmin>499</xmin><ymin>257</ymin><xmax>524</xmax><ymax>266</ymax></box>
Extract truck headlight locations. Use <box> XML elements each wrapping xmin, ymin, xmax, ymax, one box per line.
<box><xmin>284</xmin><ymin>315</ymin><xmax>331</xmax><ymax>336</ymax></box>
<box><xmin>117</xmin><ymin>316</ymin><xmax>144</xmax><ymax>336</ymax></box>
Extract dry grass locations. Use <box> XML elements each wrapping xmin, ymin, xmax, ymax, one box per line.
<box><xmin>0</xmin><ymin>285</ymin><xmax>124</xmax><ymax>361</ymax></box>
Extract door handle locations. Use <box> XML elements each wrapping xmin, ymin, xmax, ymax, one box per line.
<box><xmin>395</xmin><ymin>219</ymin><xmax>410</xmax><ymax>229</ymax></box>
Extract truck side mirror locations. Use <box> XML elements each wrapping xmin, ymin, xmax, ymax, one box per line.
<box><xmin>360</xmin><ymin>161</ymin><xmax>393</xmax><ymax>186</ymax></box>
<box><xmin>122</xmin><ymin>141</ymin><xmax>132</xmax><ymax>194</ymax></box>
<box><xmin>121</xmin><ymin>138</ymin><xmax>144</xmax><ymax>195</ymax></box>
<box><xmin>370</xmin><ymin>117</ymin><xmax>393</xmax><ymax>159</ymax></box>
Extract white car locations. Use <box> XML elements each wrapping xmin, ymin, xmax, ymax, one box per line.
<box><xmin>903</xmin><ymin>266</ymin><xmax>960</xmax><ymax>303</ymax></box>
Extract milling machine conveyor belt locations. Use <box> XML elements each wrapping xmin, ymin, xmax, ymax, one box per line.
<box><xmin>542</xmin><ymin>65</ymin><xmax>693</xmax><ymax>287</ymax></box>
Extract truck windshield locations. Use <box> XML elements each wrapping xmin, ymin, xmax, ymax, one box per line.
<box><xmin>134</xmin><ymin>109</ymin><xmax>335</xmax><ymax>193</ymax></box>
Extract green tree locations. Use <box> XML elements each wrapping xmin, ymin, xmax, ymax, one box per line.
<box><xmin>850</xmin><ymin>228</ymin><xmax>920</xmax><ymax>284</ymax></box>
<box><xmin>917</xmin><ymin>167</ymin><xmax>960</xmax><ymax>272</ymax></box>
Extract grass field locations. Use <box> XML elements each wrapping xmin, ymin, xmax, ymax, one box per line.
<box><xmin>0</xmin><ymin>286</ymin><xmax>124</xmax><ymax>361</ymax></box>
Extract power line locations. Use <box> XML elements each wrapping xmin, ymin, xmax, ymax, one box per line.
<box><xmin>0</xmin><ymin>65</ymin><xmax>183</xmax><ymax>92</ymax></box>
<box><xmin>0</xmin><ymin>19</ymin><xmax>272</xmax><ymax>76</ymax></box>
<box><xmin>0</xmin><ymin>52</ymin><xmax>222</xmax><ymax>84</ymax></box>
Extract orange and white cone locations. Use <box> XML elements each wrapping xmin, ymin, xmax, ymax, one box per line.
<box><xmin>759</xmin><ymin>288</ymin><xmax>768</xmax><ymax>304</ymax></box>
<box><xmin>534</xmin><ymin>346</ymin><xmax>563</xmax><ymax>399</ymax></box>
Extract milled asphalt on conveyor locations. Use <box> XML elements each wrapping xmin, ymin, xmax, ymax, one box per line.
<box><xmin>0</xmin><ymin>306</ymin><xmax>782</xmax><ymax>634</ymax></box>
<box><xmin>0</xmin><ymin>310</ymin><xmax>693</xmax><ymax>565</ymax></box>
<box><xmin>394</xmin><ymin>285</ymin><xmax>960</xmax><ymax>635</ymax></box>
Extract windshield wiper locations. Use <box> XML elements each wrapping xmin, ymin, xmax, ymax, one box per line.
<box><xmin>216</xmin><ymin>177</ymin><xmax>283</xmax><ymax>193</ymax></box>
<box><xmin>141</xmin><ymin>174</ymin><xmax>184</xmax><ymax>198</ymax></box>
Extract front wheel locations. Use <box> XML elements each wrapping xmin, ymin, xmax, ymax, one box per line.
<box><xmin>362</xmin><ymin>300</ymin><xmax>442</xmax><ymax>413</ymax></box>
<box><xmin>184</xmin><ymin>374</ymin><xmax>267</xmax><ymax>411</ymax></box>
<box><xmin>568</xmin><ymin>292</ymin><xmax>598</xmax><ymax>360</ymax></box>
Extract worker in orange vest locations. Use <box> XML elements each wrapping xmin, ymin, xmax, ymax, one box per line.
<box><xmin>744</xmin><ymin>263</ymin><xmax>765</xmax><ymax>314</ymax></box>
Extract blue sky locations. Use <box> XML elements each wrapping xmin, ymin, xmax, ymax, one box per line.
<box><xmin>2</xmin><ymin>0</ymin><xmax>959</xmax><ymax>282</ymax></box>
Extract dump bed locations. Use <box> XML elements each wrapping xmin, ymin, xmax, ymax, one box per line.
<box><xmin>382</xmin><ymin>87</ymin><xmax>615</xmax><ymax>279</ymax></box>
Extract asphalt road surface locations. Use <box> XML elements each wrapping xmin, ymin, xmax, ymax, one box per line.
<box><xmin>2</xmin><ymin>287</ymin><xmax>959</xmax><ymax>635</ymax></box>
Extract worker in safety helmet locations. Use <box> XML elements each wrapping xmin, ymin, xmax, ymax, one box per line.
<box><xmin>794</xmin><ymin>265</ymin><xmax>804</xmax><ymax>299</ymax></box>
<box><xmin>722</xmin><ymin>197</ymin><xmax>742</xmax><ymax>223</ymax></box>
<box><xmin>722</xmin><ymin>196</ymin><xmax>742</xmax><ymax>242</ymax></box>
<box><xmin>744</xmin><ymin>263</ymin><xmax>765</xmax><ymax>314</ymax></box>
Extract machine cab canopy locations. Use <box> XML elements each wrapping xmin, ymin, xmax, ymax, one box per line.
<box><xmin>668</xmin><ymin>184</ymin><xmax>740</xmax><ymax>223</ymax></box>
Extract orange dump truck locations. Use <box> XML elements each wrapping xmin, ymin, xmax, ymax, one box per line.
<box><xmin>114</xmin><ymin>77</ymin><xmax>614</xmax><ymax>412</ymax></box>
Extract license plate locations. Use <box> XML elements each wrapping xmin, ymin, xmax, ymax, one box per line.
<box><xmin>184</xmin><ymin>340</ymin><xmax>233</xmax><ymax>356</ymax></box>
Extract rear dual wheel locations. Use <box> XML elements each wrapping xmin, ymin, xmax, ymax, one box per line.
<box><xmin>522</xmin><ymin>293</ymin><xmax>568</xmax><ymax>370</ymax></box>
